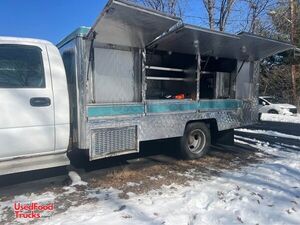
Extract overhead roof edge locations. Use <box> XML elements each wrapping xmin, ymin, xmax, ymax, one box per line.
<box><xmin>237</xmin><ymin>32</ymin><xmax>294</xmax><ymax>46</ymax></box>
<box><xmin>87</xmin><ymin>0</ymin><xmax>180</xmax><ymax>40</ymax></box>
<box><xmin>57</xmin><ymin>26</ymin><xmax>90</xmax><ymax>48</ymax></box>
<box><xmin>185</xmin><ymin>24</ymin><xmax>240</xmax><ymax>40</ymax></box>
<box><xmin>115</xmin><ymin>0</ymin><xmax>180</xmax><ymax>20</ymax></box>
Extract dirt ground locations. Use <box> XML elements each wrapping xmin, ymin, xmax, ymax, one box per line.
<box><xmin>0</xmin><ymin>140</ymin><xmax>272</xmax><ymax>225</ymax></box>
<box><xmin>87</xmin><ymin>143</ymin><xmax>266</xmax><ymax>198</ymax></box>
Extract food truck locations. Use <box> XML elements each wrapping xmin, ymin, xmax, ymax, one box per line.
<box><xmin>0</xmin><ymin>0</ymin><xmax>294</xmax><ymax>175</ymax></box>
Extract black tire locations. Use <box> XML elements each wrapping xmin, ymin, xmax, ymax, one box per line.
<box><xmin>268</xmin><ymin>109</ymin><xmax>278</xmax><ymax>114</ymax></box>
<box><xmin>179</xmin><ymin>122</ymin><xmax>211</xmax><ymax>159</ymax></box>
<box><xmin>258</xmin><ymin>113</ymin><xmax>262</xmax><ymax>121</ymax></box>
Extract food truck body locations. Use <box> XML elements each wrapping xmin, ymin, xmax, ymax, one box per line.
<box><xmin>0</xmin><ymin>0</ymin><xmax>294</xmax><ymax>175</ymax></box>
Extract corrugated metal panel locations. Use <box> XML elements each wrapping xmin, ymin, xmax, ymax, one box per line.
<box><xmin>94</xmin><ymin>48</ymin><xmax>139</xmax><ymax>103</ymax></box>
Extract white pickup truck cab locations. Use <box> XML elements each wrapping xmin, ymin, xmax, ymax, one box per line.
<box><xmin>0</xmin><ymin>37</ymin><xmax>70</xmax><ymax>175</ymax></box>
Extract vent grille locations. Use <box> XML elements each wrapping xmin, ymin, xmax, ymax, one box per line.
<box><xmin>91</xmin><ymin>126</ymin><xmax>138</xmax><ymax>158</ymax></box>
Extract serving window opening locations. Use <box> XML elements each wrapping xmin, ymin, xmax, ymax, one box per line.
<box><xmin>145</xmin><ymin>50</ymin><xmax>197</xmax><ymax>100</ymax></box>
<box><xmin>144</xmin><ymin>49</ymin><xmax>237</xmax><ymax>101</ymax></box>
<box><xmin>199</xmin><ymin>57</ymin><xmax>237</xmax><ymax>99</ymax></box>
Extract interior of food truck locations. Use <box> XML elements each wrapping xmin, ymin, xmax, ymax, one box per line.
<box><xmin>144</xmin><ymin>49</ymin><xmax>237</xmax><ymax>101</ymax></box>
<box><xmin>145</xmin><ymin>50</ymin><xmax>197</xmax><ymax>100</ymax></box>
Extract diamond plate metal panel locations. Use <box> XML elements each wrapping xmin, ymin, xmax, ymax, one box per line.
<box><xmin>88</xmin><ymin>109</ymin><xmax>242</xmax><ymax>144</ymax></box>
<box><xmin>240</xmin><ymin>99</ymin><xmax>259</xmax><ymax>126</ymax></box>
<box><xmin>91</xmin><ymin>126</ymin><xmax>138</xmax><ymax>159</ymax></box>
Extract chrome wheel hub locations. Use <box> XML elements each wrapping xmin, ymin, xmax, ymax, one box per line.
<box><xmin>187</xmin><ymin>129</ymin><xmax>206</xmax><ymax>153</ymax></box>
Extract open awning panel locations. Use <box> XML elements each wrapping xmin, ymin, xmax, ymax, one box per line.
<box><xmin>148</xmin><ymin>25</ymin><xmax>294</xmax><ymax>61</ymax></box>
<box><xmin>238</xmin><ymin>32</ymin><xmax>294</xmax><ymax>60</ymax></box>
<box><xmin>89</xmin><ymin>0</ymin><xmax>180</xmax><ymax>48</ymax></box>
<box><xmin>148</xmin><ymin>25</ymin><xmax>242</xmax><ymax>59</ymax></box>
<box><xmin>89</xmin><ymin>0</ymin><xmax>294</xmax><ymax>60</ymax></box>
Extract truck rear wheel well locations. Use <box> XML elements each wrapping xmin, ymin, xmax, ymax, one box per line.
<box><xmin>186</xmin><ymin>119</ymin><xmax>235</xmax><ymax>145</ymax></box>
<box><xmin>185</xmin><ymin>119</ymin><xmax>218</xmax><ymax>139</ymax></box>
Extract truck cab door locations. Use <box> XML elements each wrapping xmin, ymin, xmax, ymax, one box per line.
<box><xmin>0</xmin><ymin>43</ymin><xmax>55</xmax><ymax>159</ymax></box>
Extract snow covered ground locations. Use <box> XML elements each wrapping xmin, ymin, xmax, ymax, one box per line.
<box><xmin>236</xmin><ymin>128</ymin><xmax>300</xmax><ymax>141</ymax></box>
<box><xmin>1</xmin><ymin>128</ymin><xmax>300</xmax><ymax>225</ymax></box>
<box><xmin>261</xmin><ymin>113</ymin><xmax>300</xmax><ymax>123</ymax></box>
<box><xmin>40</xmin><ymin>145</ymin><xmax>300</xmax><ymax>225</ymax></box>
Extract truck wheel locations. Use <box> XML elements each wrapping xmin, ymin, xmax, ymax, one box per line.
<box><xmin>258</xmin><ymin>113</ymin><xmax>262</xmax><ymax>121</ymax></box>
<box><xmin>268</xmin><ymin>109</ymin><xmax>278</xmax><ymax>114</ymax></box>
<box><xmin>179</xmin><ymin>122</ymin><xmax>211</xmax><ymax>159</ymax></box>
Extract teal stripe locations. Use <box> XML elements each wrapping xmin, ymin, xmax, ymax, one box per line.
<box><xmin>147</xmin><ymin>100</ymin><xmax>241</xmax><ymax>113</ymax></box>
<box><xmin>88</xmin><ymin>104</ymin><xmax>144</xmax><ymax>117</ymax></box>
<box><xmin>87</xmin><ymin>100</ymin><xmax>242</xmax><ymax>117</ymax></box>
<box><xmin>147</xmin><ymin>102</ymin><xmax>197</xmax><ymax>113</ymax></box>
<box><xmin>198</xmin><ymin>100</ymin><xmax>242</xmax><ymax>110</ymax></box>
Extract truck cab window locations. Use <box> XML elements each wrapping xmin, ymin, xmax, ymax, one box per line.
<box><xmin>0</xmin><ymin>44</ymin><xmax>45</xmax><ymax>88</ymax></box>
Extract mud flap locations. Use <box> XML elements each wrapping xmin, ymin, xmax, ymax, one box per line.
<box><xmin>212</xmin><ymin>129</ymin><xmax>234</xmax><ymax>146</ymax></box>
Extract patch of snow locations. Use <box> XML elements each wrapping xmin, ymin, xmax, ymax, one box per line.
<box><xmin>62</xmin><ymin>186</ymin><xmax>77</xmax><ymax>194</ymax></box>
<box><xmin>148</xmin><ymin>175</ymin><xmax>164</xmax><ymax>181</ymax></box>
<box><xmin>261</xmin><ymin>113</ymin><xmax>300</xmax><ymax>123</ymax></box>
<box><xmin>126</xmin><ymin>182</ymin><xmax>140</xmax><ymax>187</ymax></box>
<box><xmin>278</xmin><ymin>143</ymin><xmax>300</xmax><ymax>150</ymax></box>
<box><xmin>31</xmin><ymin>139</ymin><xmax>300</xmax><ymax>225</ymax></box>
<box><xmin>235</xmin><ymin>135</ymin><xmax>300</xmax><ymax>152</ymax></box>
<box><xmin>236</xmin><ymin>128</ymin><xmax>300</xmax><ymax>141</ymax></box>
<box><xmin>68</xmin><ymin>171</ymin><xmax>87</xmax><ymax>186</ymax></box>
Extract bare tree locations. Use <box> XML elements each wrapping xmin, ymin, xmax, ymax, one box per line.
<box><xmin>265</xmin><ymin>0</ymin><xmax>300</xmax><ymax>106</ymax></box>
<box><xmin>132</xmin><ymin>0</ymin><xmax>187</xmax><ymax>17</ymax></box>
<box><xmin>202</xmin><ymin>0</ymin><xmax>236</xmax><ymax>31</ymax></box>
<box><xmin>218</xmin><ymin>0</ymin><xmax>236</xmax><ymax>31</ymax></box>
<box><xmin>260</xmin><ymin>64</ymin><xmax>294</xmax><ymax>103</ymax></box>
<box><xmin>203</xmin><ymin>0</ymin><xmax>215</xmax><ymax>29</ymax></box>
<box><xmin>243</xmin><ymin>0</ymin><xmax>272</xmax><ymax>34</ymax></box>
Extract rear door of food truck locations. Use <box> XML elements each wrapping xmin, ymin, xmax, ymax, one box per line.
<box><xmin>0</xmin><ymin>42</ymin><xmax>55</xmax><ymax>159</ymax></box>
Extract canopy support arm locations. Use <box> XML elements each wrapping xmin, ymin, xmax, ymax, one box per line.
<box><xmin>195</xmin><ymin>40</ymin><xmax>201</xmax><ymax>101</ymax></box>
<box><xmin>86</xmin><ymin>31</ymin><xmax>97</xmax><ymax>103</ymax></box>
<box><xmin>146</xmin><ymin>20</ymin><xmax>184</xmax><ymax>49</ymax></box>
<box><xmin>141</xmin><ymin>49</ymin><xmax>147</xmax><ymax>103</ymax></box>
<box><xmin>232</xmin><ymin>60</ymin><xmax>245</xmax><ymax>84</ymax></box>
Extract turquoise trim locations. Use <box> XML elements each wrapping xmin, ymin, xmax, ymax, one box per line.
<box><xmin>147</xmin><ymin>102</ymin><xmax>197</xmax><ymax>113</ymax></box>
<box><xmin>87</xmin><ymin>100</ymin><xmax>242</xmax><ymax>117</ymax></box>
<box><xmin>88</xmin><ymin>104</ymin><xmax>144</xmax><ymax>117</ymax></box>
<box><xmin>147</xmin><ymin>100</ymin><xmax>241</xmax><ymax>113</ymax></box>
<box><xmin>198</xmin><ymin>99</ymin><xmax>242</xmax><ymax>110</ymax></box>
<box><xmin>57</xmin><ymin>26</ymin><xmax>91</xmax><ymax>48</ymax></box>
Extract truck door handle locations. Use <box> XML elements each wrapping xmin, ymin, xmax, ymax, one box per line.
<box><xmin>30</xmin><ymin>97</ymin><xmax>51</xmax><ymax>107</ymax></box>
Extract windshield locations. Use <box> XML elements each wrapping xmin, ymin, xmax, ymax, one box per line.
<box><xmin>263</xmin><ymin>97</ymin><xmax>280</xmax><ymax>104</ymax></box>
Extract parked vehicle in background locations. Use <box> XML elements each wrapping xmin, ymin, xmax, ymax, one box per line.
<box><xmin>258</xmin><ymin>96</ymin><xmax>297</xmax><ymax>115</ymax></box>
